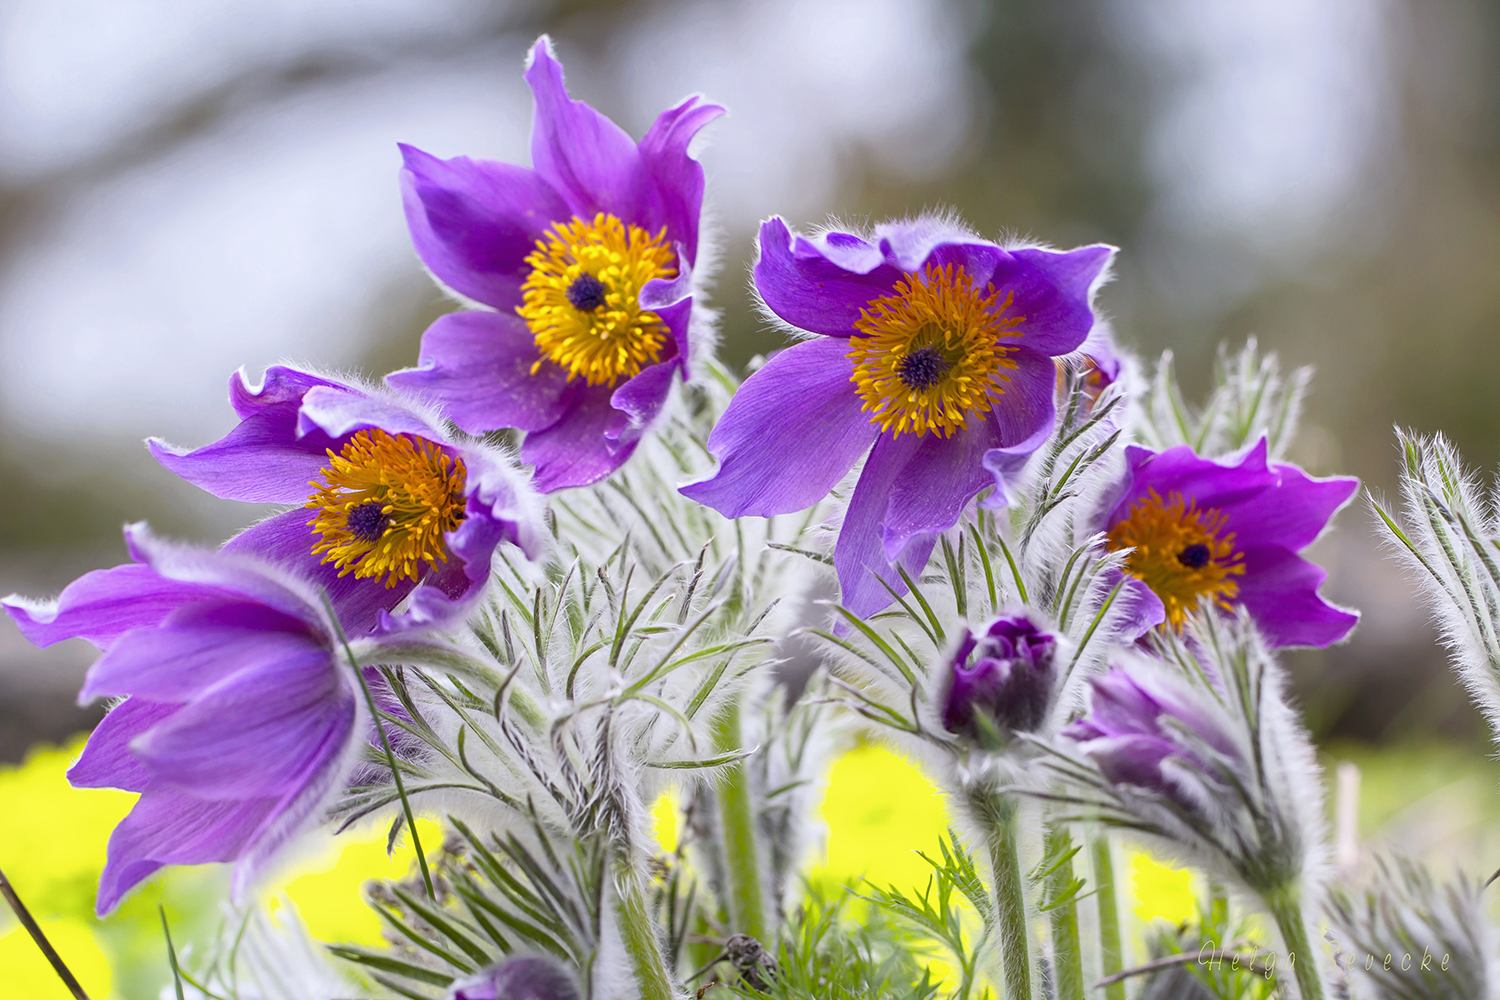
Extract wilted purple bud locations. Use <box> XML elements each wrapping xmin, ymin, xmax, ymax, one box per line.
<box><xmin>1063</xmin><ymin>665</ymin><xmax>1239</xmax><ymax>807</ymax></box>
<box><xmin>449</xmin><ymin>955</ymin><xmax>581</xmax><ymax>1000</ymax></box>
<box><xmin>942</xmin><ymin>613</ymin><xmax>1057</xmax><ymax>744</ymax></box>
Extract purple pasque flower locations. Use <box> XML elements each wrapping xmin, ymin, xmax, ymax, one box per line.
<box><xmin>386</xmin><ymin>36</ymin><xmax>724</xmax><ymax>492</ymax></box>
<box><xmin>149</xmin><ymin>365</ymin><xmax>543</xmax><ymax>634</ymax></box>
<box><xmin>1063</xmin><ymin>662</ymin><xmax>1240</xmax><ymax>815</ymax></box>
<box><xmin>942</xmin><ymin>612</ymin><xmax>1057</xmax><ymax>745</ymax></box>
<box><xmin>3</xmin><ymin>524</ymin><xmax>366</xmax><ymax>914</ymax></box>
<box><xmin>1103</xmin><ymin>438</ymin><xmax>1357</xmax><ymax>648</ymax></box>
<box><xmin>448</xmin><ymin>956</ymin><xmax>581</xmax><ymax>1000</ymax></box>
<box><xmin>681</xmin><ymin>216</ymin><xmax>1115</xmax><ymax>615</ymax></box>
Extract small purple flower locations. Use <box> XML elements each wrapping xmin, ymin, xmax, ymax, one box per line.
<box><xmin>1063</xmin><ymin>664</ymin><xmax>1239</xmax><ymax>813</ymax></box>
<box><xmin>448</xmin><ymin>956</ymin><xmax>581</xmax><ymax>1000</ymax></box>
<box><xmin>149</xmin><ymin>365</ymin><xmax>542</xmax><ymax>634</ymax></box>
<box><xmin>3</xmin><ymin>525</ymin><xmax>366</xmax><ymax>914</ymax></box>
<box><xmin>386</xmin><ymin>37</ymin><xmax>724</xmax><ymax>492</ymax></box>
<box><xmin>681</xmin><ymin>216</ymin><xmax>1114</xmax><ymax>615</ymax></box>
<box><xmin>942</xmin><ymin>613</ymin><xmax>1057</xmax><ymax>745</ymax></box>
<box><xmin>1103</xmin><ymin>438</ymin><xmax>1358</xmax><ymax>648</ymax></box>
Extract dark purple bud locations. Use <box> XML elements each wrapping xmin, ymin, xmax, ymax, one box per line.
<box><xmin>942</xmin><ymin>613</ymin><xmax>1057</xmax><ymax>744</ymax></box>
<box><xmin>449</xmin><ymin>956</ymin><xmax>581</xmax><ymax>1000</ymax></box>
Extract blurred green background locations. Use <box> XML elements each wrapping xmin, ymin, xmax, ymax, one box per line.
<box><xmin>4</xmin><ymin>0</ymin><xmax>1500</xmax><ymax>994</ymax></box>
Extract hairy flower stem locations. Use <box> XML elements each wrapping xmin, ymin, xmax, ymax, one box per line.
<box><xmin>1043</xmin><ymin>825</ymin><xmax>1085</xmax><ymax>1000</ymax></box>
<box><xmin>613</xmin><ymin>866</ymin><xmax>676</xmax><ymax>1000</ymax></box>
<box><xmin>713</xmin><ymin>699</ymin><xmax>768</xmax><ymax>942</ymax></box>
<box><xmin>1089</xmin><ymin>835</ymin><xmax>1125</xmax><ymax>1000</ymax></box>
<box><xmin>973</xmin><ymin>790</ymin><xmax>1037</xmax><ymax>1000</ymax></box>
<box><xmin>1268</xmin><ymin>888</ymin><xmax>1327</xmax><ymax>1000</ymax></box>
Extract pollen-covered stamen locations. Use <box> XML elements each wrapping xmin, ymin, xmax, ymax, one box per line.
<box><xmin>346</xmin><ymin>501</ymin><xmax>390</xmax><ymax>542</ymax></box>
<box><xmin>305</xmin><ymin>429</ymin><xmax>468</xmax><ymax>588</ymax></box>
<box><xmin>1107</xmin><ymin>489</ymin><xmax>1246</xmax><ymax>629</ymax></box>
<box><xmin>847</xmin><ymin>263</ymin><xmax>1024</xmax><ymax>439</ymax></box>
<box><xmin>519</xmin><ymin>213</ymin><xmax>678</xmax><ymax>386</ymax></box>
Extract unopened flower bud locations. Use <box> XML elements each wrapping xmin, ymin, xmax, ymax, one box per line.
<box><xmin>448</xmin><ymin>955</ymin><xmax>581</xmax><ymax>1000</ymax></box>
<box><xmin>942</xmin><ymin>613</ymin><xmax>1057</xmax><ymax>745</ymax></box>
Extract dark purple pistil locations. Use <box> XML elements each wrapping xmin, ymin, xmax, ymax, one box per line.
<box><xmin>1177</xmin><ymin>543</ymin><xmax>1212</xmax><ymax>570</ymax></box>
<box><xmin>896</xmin><ymin>347</ymin><xmax>950</xmax><ymax>390</ymax></box>
<box><xmin>347</xmin><ymin>502</ymin><xmax>390</xmax><ymax>542</ymax></box>
<box><xmin>566</xmin><ymin>273</ymin><xmax>609</xmax><ymax>312</ymax></box>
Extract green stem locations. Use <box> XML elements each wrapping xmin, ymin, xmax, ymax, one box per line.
<box><xmin>1089</xmin><ymin>835</ymin><xmax>1124</xmax><ymax>1000</ymax></box>
<box><xmin>613</xmin><ymin>866</ymin><xmax>676</xmax><ymax>1000</ymax></box>
<box><xmin>1268</xmin><ymin>888</ymin><xmax>1327</xmax><ymax>1000</ymax></box>
<box><xmin>1043</xmin><ymin>825</ymin><xmax>1084</xmax><ymax>1000</ymax></box>
<box><xmin>974</xmin><ymin>791</ymin><xmax>1036</xmax><ymax>1000</ymax></box>
<box><xmin>713</xmin><ymin>699</ymin><xmax>768</xmax><ymax>942</ymax></box>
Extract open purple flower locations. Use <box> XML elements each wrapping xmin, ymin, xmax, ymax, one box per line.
<box><xmin>386</xmin><ymin>37</ymin><xmax>724</xmax><ymax>492</ymax></box>
<box><xmin>3</xmin><ymin>525</ymin><xmax>366</xmax><ymax>914</ymax></box>
<box><xmin>1063</xmin><ymin>664</ymin><xmax>1240</xmax><ymax>816</ymax></box>
<box><xmin>1102</xmin><ymin>438</ymin><xmax>1357</xmax><ymax>647</ymax></box>
<box><xmin>681</xmin><ymin>216</ymin><xmax>1114</xmax><ymax>614</ymax></box>
<box><xmin>942</xmin><ymin>613</ymin><xmax>1057</xmax><ymax>745</ymax></box>
<box><xmin>149</xmin><ymin>365</ymin><xmax>542</xmax><ymax>634</ymax></box>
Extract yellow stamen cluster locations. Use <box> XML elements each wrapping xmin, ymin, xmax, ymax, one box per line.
<box><xmin>306</xmin><ymin>429</ymin><xmax>468</xmax><ymax>587</ymax></box>
<box><xmin>518</xmin><ymin>212</ymin><xmax>677</xmax><ymax>386</ymax></box>
<box><xmin>1106</xmin><ymin>489</ymin><xmax>1246</xmax><ymax>629</ymax></box>
<box><xmin>846</xmin><ymin>263</ymin><xmax>1023</xmax><ymax>438</ymax></box>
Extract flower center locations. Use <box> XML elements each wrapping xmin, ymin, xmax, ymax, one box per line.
<box><xmin>305</xmin><ymin>429</ymin><xmax>468</xmax><ymax>587</ymax></box>
<box><xmin>846</xmin><ymin>263</ymin><xmax>1023</xmax><ymax>438</ymax></box>
<box><xmin>518</xmin><ymin>212</ymin><xmax>678</xmax><ymax>386</ymax></box>
<box><xmin>1106</xmin><ymin>489</ymin><xmax>1246</xmax><ymax>629</ymax></box>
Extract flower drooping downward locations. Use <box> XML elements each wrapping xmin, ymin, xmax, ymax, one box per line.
<box><xmin>1103</xmin><ymin>439</ymin><xmax>1358</xmax><ymax>648</ymax></box>
<box><xmin>682</xmin><ymin>216</ymin><xmax>1115</xmax><ymax>615</ymax></box>
<box><xmin>387</xmin><ymin>37</ymin><xmax>723</xmax><ymax>491</ymax></box>
<box><xmin>3</xmin><ymin>525</ymin><xmax>369</xmax><ymax>914</ymax></box>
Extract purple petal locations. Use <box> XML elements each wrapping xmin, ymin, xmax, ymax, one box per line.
<box><xmin>385</xmin><ymin>310</ymin><xmax>575</xmax><ymax>435</ymax></box>
<box><xmin>835</xmin><ymin>433</ymin><xmax>935</xmax><ymax>616</ymax></box>
<box><xmin>229</xmin><ymin>365</ymin><xmax>344</xmax><ymax>421</ymax></box>
<box><xmin>80</xmin><ymin>602</ymin><xmax>320</xmax><ymax>704</ymax></box>
<box><xmin>1107</xmin><ymin>443</ymin><xmax>1279</xmax><ymax>526</ymax></box>
<box><xmin>874</xmin><ymin>217</ymin><xmax>989</xmax><ymax>273</ymax></box>
<box><xmin>398</xmin><ymin>143</ymin><xmax>568</xmax><ymax>311</ymax></box>
<box><xmin>524</xmin><ymin>38</ymin><xmax>647</xmax><ymax>222</ymax></box>
<box><xmin>4</xmin><ymin>565</ymin><xmax>224</xmax><ymax>650</ymax></box>
<box><xmin>754</xmin><ymin>218</ymin><xmax>905</xmax><ymax>336</ymax></box>
<box><xmin>681</xmin><ymin>337</ymin><xmax>877</xmax><ymax>517</ymax></box>
<box><xmin>610</xmin><ymin>353</ymin><xmax>680</xmax><ymax>442</ymax></box>
<box><xmin>69</xmin><ymin>699</ymin><xmax>180</xmax><ymax>792</ymax></box>
<box><xmin>223</xmin><ymin>510</ymin><xmax>413</xmax><ymax>636</ymax></box>
<box><xmin>989</xmin><ymin>350</ymin><xmax>1060</xmax><ymax>450</ymax></box>
<box><xmin>521</xmin><ymin>382</ymin><xmax>633</xmax><ymax>492</ymax></box>
<box><xmin>296</xmin><ymin>384</ymin><xmax>442</xmax><ymax>443</ymax></box>
<box><xmin>1236</xmin><ymin>545</ymin><xmax>1358</xmax><ymax>648</ymax></box>
<box><xmin>881</xmin><ymin>415</ymin><xmax>1003</xmax><ymax>561</ymax></box>
<box><xmin>96</xmin><ymin>789</ymin><xmax>271</xmax><ymax>913</ymax></box>
<box><xmin>133</xmin><ymin>646</ymin><xmax>351</xmax><ymax>799</ymax></box>
<box><xmin>637</xmin><ymin>96</ymin><xmax>724</xmax><ymax>263</ymax></box>
<box><xmin>1224</xmin><ymin>459</ymin><xmax>1359</xmax><ymax>552</ymax></box>
<box><xmin>151</xmin><ymin>367</ymin><xmax>350</xmax><ymax>504</ymax></box>
<box><xmin>994</xmin><ymin>245</ymin><xmax>1114</xmax><ymax>357</ymax></box>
